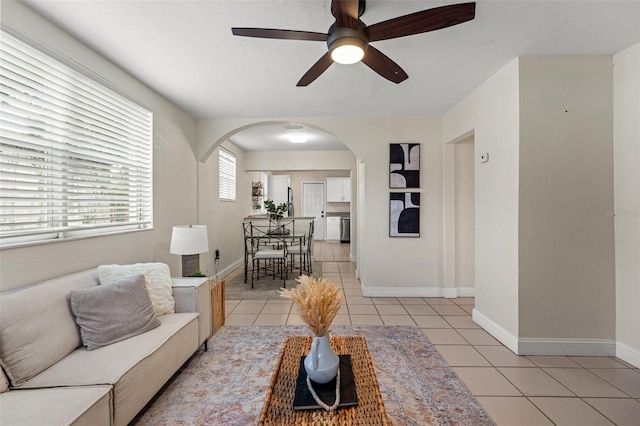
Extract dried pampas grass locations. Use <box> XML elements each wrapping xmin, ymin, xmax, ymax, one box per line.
<box><xmin>279</xmin><ymin>275</ymin><xmax>343</xmax><ymax>337</ymax></box>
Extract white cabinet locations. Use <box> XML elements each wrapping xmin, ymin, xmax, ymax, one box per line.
<box><xmin>326</xmin><ymin>216</ymin><xmax>341</xmax><ymax>241</ymax></box>
<box><xmin>326</xmin><ymin>178</ymin><xmax>351</xmax><ymax>202</ymax></box>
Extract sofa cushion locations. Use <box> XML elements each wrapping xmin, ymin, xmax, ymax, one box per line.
<box><xmin>70</xmin><ymin>274</ymin><xmax>161</xmax><ymax>351</ymax></box>
<box><xmin>0</xmin><ymin>368</ymin><xmax>8</xmax><ymax>393</ymax></box>
<box><xmin>18</xmin><ymin>313</ymin><xmax>199</xmax><ymax>426</ymax></box>
<box><xmin>0</xmin><ymin>385</ymin><xmax>112</xmax><ymax>426</ymax></box>
<box><xmin>97</xmin><ymin>263</ymin><xmax>175</xmax><ymax>315</ymax></box>
<box><xmin>0</xmin><ymin>269</ymin><xmax>96</xmax><ymax>386</ymax></box>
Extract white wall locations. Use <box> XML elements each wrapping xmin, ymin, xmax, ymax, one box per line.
<box><xmin>0</xmin><ymin>2</ymin><xmax>199</xmax><ymax>291</ymax></box>
<box><xmin>518</xmin><ymin>57</ymin><xmax>615</xmax><ymax>347</ymax></box>
<box><xmin>443</xmin><ymin>59</ymin><xmax>521</xmax><ymax>350</ymax></box>
<box><xmin>197</xmin><ymin>141</ymin><xmax>254</xmax><ymax>278</ymax></box>
<box><xmin>444</xmin><ymin>56</ymin><xmax>622</xmax><ymax>357</ymax></box>
<box><xmin>244</xmin><ymin>150</ymin><xmax>354</xmax><ymax>172</ymax></box>
<box><xmin>613</xmin><ymin>43</ymin><xmax>640</xmax><ymax>366</ymax></box>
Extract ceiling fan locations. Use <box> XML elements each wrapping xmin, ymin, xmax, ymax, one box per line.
<box><xmin>231</xmin><ymin>0</ymin><xmax>476</xmax><ymax>86</ymax></box>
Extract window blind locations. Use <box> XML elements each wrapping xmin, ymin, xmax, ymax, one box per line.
<box><xmin>219</xmin><ymin>147</ymin><xmax>236</xmax><ymax>201</ymax></box>
<box><xmin>0</xmin><ymin>31</ymin><xmax>153</xmax><ymax>247</ymax></box>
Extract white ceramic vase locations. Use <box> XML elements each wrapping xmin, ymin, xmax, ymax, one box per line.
<box><xmin>304</xmin><ymin>334</ymin><xmax>340</xmax><ymax>384</ymax></box>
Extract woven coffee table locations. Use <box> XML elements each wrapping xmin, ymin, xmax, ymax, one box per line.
<box><xmin>258</xmin><ymin>335</ymin><xmax>390</xmax><ymax>425</ymax></box>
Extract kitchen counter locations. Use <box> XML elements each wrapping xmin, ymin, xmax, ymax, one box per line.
<box><xmin>244</xmin><ymin>215</ymin><xmax>315</xmax><ymax>220</ymax></box>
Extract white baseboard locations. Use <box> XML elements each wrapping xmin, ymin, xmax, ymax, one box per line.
<box><xmin>473</xmin><ymin>309</ymin><xmax>618</xmax><ymax>356</ymax></box>
<box><xmin>616</xmin><ymin>341</ymin><xmax>640</xmax><ymax>368</ymax></box>
<box><xmin>361</xmin><ymin>285</ymin><xmax>476</xmax><ymax>298</ymax></box>
<box><xmin>217</xmin><ymin>258</ymin><xmax>244</xmax><ymax>281</ymax></box>
<box><xmin>444</xmin><ymin>287</ymin><xmax>476</xmax><ymax>298</ymax></box>
<box><xmin>472</xmin><ymin>308</ymin><xmax>519</xmax><ymax>354</ymax></box>
<box><xmin>362</xmin><ymin>286</ymin><xmax>443</xmax><ymax>297</ymax></box>
<box><xmin>518</xmin><ymin>338</ymin><xmax>616</xmax><ymax>356</ymax></box>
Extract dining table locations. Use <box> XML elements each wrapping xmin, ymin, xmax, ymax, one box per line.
<box><xmin>243</xmin><ymin>223</ymin><xmax>308</xmax><ymax>283</ymax></box>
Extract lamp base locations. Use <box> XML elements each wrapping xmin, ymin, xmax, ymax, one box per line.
<box><xmin>181</xmin><ymin>254</ymin><xmax>200</xmax><ymax>277</ymax></box>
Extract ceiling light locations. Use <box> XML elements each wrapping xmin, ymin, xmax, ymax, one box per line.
<box><xmin>288</xmin><ymin>133</ymin><xmax>308</xmax><ymax>143</ymax></box>
<box><xmin>330</xmin><ymin>39</ymin><xmax>365</xmax><ymax>64</ymax></box>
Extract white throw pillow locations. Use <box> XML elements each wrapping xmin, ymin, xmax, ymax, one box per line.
<box><xmin>97</xmin><ymin>263</ymin><xmax>175</xmax><ymax>315</ymax></box>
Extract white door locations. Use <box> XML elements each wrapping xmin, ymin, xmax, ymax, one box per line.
<box><xmin>302</xmin><ymin>182</ymin><xmax>325</xmax><ymax>240</ymax></box>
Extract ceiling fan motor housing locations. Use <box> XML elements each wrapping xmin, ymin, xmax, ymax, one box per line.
<box><xmin>326</xmin><ymin>22</ymin><xmax>369</xmax><ymax>59</ymax></box>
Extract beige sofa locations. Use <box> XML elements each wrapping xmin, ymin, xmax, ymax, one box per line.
<box><xmin>0</xmin><ymin>268</ymin><xmax>211</xmax><ymax>426</ymax></box>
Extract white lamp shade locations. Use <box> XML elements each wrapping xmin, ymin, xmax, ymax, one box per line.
<box><xmin>170</xmin><ymin>225</ymin><xmax>209</xmax><ymax>255</ymax></box>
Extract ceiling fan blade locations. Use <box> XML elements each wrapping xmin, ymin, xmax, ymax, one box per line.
<box><xmin>232</xmin><ymin>28</ymin><xmax>327</xmax><ymax>41</ymax></box>
<box><xmin>361</xmin><ymin>45</ymin><xmax>408</xmax><ymax>84</ymax></box>
<box><xmin>297</xmin><ymin>52</ymin><xmax>334</xmax><ymax>87</ymax></box>
<box><xmin>332</xmin><ymin>0</ymin><xmax>359</xmax><ymax>29</ymax></box>
<box><xmin>367</xmin><ymin>2</ymin><xmax>476</xmax><ymax>42</ymax></box>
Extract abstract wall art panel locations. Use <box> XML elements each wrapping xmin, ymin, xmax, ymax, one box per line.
<box><xmin>390</xmin><ymin>192</ymin><xmax>420</xmax><ymax>237</ymax></box>
<box><xmin>390</xmin><ymin>143</ymin><xmax>420</xmax><ymax>188</ymax></box>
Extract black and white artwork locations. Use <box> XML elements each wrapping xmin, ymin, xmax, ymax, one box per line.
<box><xmin>390</xmin><ymin>192</ymin><xmax>420</xmax><ymax>237</ymax></box>
<box><xmin>390</xmin><ymin>143</ymin><xmax>420</xmax><ymax>188</ymax></box>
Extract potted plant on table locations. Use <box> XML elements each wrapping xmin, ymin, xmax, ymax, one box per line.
<box><xmin>264</xmin><ymin>199</ymin><xmax>288</xmax><ymax>233</ymax></box>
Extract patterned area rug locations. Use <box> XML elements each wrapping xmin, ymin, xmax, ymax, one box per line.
<box><xmin>133</xmin><ymin>325</ymin><xmax>494</xmax><ymax>425</ymax></box>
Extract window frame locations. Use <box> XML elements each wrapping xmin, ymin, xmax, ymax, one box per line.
<box><xmin>218</xmin><ymin>147</ymin><xmax>237</xmax><ymax>202</ymax></box>
<box><xmin>0</xmin><ymin>30</ymin><xmax>154</xmax><ymax>249</ymax></box>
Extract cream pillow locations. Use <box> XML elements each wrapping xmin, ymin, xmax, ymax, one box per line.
<box><xmin>97</xmin><ymin>263</ymin><xmax>175</xmax><ymax>315</ymax></box>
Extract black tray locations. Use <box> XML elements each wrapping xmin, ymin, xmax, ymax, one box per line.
<box><xmin>293</xmin><ymin>355</ymin><xmax>359</xmax><ymax>411</ymax></box>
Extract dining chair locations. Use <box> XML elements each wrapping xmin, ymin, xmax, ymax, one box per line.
<box><xmin>248</xmin><ymin>223</ymin><xmax>288</xmax><ymax>288</ymax></box>
<box><xmin>242</xmin><ymin>222</ymin><xmax>256</xmax><ymax>283</ymax></box>
<box><xmin>289</xmin><ymin>220</ymin><xmax>314</xmax><ymax>276</ymax></box>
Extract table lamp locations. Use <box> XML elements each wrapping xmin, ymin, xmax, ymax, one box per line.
<box><xmin>170</xmin><ymin>225</ymin><xmax>209</xmax><ymax>277</ymax></box>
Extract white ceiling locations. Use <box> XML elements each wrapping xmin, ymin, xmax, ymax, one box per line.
<box><xmin>20</xmin><ymin>0</ymin><xmax>640</xmax><ymax>151</ymax></box>
<box><xmin>227</xmin><ymin>122</ymin><xmax>348</xmax><ymax>151</ymax></box>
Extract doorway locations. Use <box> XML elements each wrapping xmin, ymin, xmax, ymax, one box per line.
<box><xmin>444</xmin><ymin>132</ymin><xmax>476</xmax><ymax>297</ymax></box>
<box><xmin>302</xmin><ymin>182</ymin><xmax>325</xmax><ymax>240</ymax></box>
<box><xmin>454</xmin><ymin>136</ymin><xmax>475</xmax><ymax>289</ymax></box>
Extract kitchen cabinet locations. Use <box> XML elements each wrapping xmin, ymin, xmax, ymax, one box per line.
<box><xmin>326</xmin><ymin>178</ymin><xmax>351</xmax><ymax>202</ymax></box>
<box><xmin>326</xmin><ymin>216</ymin><xmax>341</xmax><ymax>241</ymax></box>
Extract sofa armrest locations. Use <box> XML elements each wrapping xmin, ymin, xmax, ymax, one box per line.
<box><xmin>171</xmin><ymin>277</ymin><xmax>211</xmax><ymax>348</ymax></box>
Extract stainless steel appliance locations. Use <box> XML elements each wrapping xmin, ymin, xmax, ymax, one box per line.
<box><xmin>340</xmin><ymin>217</ymin><xmax>350</xmax><ymax>243</ymax></box>
<box><xmin>287</xmin><ymin>187</ymin><xmax>294</xmax><ymax>217</ymax></box>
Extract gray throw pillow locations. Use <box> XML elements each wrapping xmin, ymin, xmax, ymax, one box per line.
<box><xmin>69</xmin><ymin>274</ymin><xmax>161</xmax><ymax>350</ymax></box>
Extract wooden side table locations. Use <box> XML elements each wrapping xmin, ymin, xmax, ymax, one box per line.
<box><xmin>209</xmin><ymin>279</ymin><xmax>225</xmax><ymax>336</ymax></box>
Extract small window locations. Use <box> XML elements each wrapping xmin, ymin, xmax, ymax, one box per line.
<box><xmin>219</xmin><ymin>147</ymin><xmax>236</xmax><ymax>201</ymax></box>
<box><xmin>0</xmin><ymin>31</ymin><xmax>153</xmax><ymax>248</ymax></box>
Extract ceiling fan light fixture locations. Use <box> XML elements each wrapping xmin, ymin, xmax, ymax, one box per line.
<box><xmin>327</xmin><ymin>23</ymin><xmax>368</xmax><ymax>65</ymax></box>
<box><xmin>288</xmin><ymin>133</ymin><xmax>308</xmax><ymax>143</ymax></box>
<box><xmin>331</xmin><ymin>42</ymin><xmax>365</xmax><ymax>64</ymax></box>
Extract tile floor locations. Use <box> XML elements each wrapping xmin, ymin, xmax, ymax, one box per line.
<box><xmin>225</xmin><ymin>242</ymin><xmax>640</xmax><ymax>425</ymax></box>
